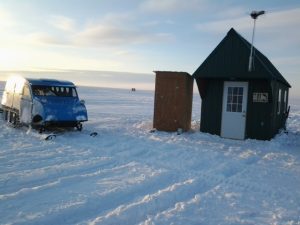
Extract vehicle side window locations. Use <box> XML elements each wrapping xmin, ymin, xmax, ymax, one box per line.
<box><xmin>4</xmin><ymin>79</ymin><xmax>15</xmax><ymax>92</ymax></box>
<box><xmin>23</xmin><ymin>85</ymin><xmax>31</xmax><ymax>99</ymax></box>
<box><xmin>32</xmin><ymin>86</ymin><xmax>44</xmax><ymax>96</ymax></box>
<box><xmin>31</xmin><ymin>85</ymin><xmax>77</xmax><ymax>97</ymax></box>
<box><xmin>72</xmin><ymin>88</ymin><xmax>77</xmax><ymax>97</ymax></box>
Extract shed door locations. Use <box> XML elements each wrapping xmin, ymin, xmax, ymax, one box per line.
<box><xmin>221</xmin><ymin>81</ymin><xmax>248</xmax><ymax>139</ymax></box>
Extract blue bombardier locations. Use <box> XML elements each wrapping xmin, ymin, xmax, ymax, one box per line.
<box><xmin>1</xmin><ymin>76</ymin><xmax>88</xmax><ymax>131</ymax></box>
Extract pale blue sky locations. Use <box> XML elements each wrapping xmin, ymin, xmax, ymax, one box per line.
<box><xmin>0</xmin><ymin>0</ymin><xmax>299</xmax><ymax>96</ymax></box>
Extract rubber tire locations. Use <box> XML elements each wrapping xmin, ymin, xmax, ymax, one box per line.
<box><xmin>76</xmin><ymin>123</ymin><xmax>83</xmax><ymax>131</ymax></box>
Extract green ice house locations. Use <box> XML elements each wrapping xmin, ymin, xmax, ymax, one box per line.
<box><xmin>193</xmin><ymin>28</ymin><xmax>291</xmax><ymax>140</ymax></box>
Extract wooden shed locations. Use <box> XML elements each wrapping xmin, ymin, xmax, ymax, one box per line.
<box><xmin>193</xmin><ymin>28</ymin><xmax>291</xmax><ymax>140</ymax></box>
<box><xmin>153</xmin><ymin>71</ymin><xmax>194</xmax><ymax>132</ymax></box>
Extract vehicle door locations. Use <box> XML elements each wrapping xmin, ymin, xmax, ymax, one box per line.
<box><xmin>20</xmin><ymin>84</ymin><xmax>33</xmax><ymax>124</ymax></box>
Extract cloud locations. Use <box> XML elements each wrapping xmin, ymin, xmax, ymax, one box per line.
<box><xmin>272</xmin><ymin>56</ymin><xmax>300</xmax><ymax>67</ymax></box>
<box><xmin>19</xmin><ymin>11</ymin><xmax>174</xmax><ymax>48</ymax></box>
<box><xmin>73</xmin><ymin>24</ymin><xmax>174</xmax><ymax>46</ymax></box>
<box><xmin>143</xmin><ymin>19</ymin><xmax>175</xmax><ymax>27</ymax></box>
<box><xmin>195</xmin><ymin>7</ymin><xmax>300</xmax><ymax>53</ymax></box>
<box><xmin>100</xmin><ymin>12</ymin><xmax>136</xmax><ymax>26</ymax></box>
<box><xmin>196</xmin><ymin>16</ymin><xmax>248</xmax><ymax>33</ymax></box>
<box><xmin>140</xmin><ymin>0</ymin><xmax>209</xmax><ymax>13</ymax></box>
<box><xmin>259</xmin><ymin>8</ymin><xmax>300</xmax><ymax>29</ymax></box>
<box><xmin>26</xmin><ymin>32</ymin><xmax>69</xmax><ymax>46</ymax></box>
<box><xmin>196</xmin><ymin>7</ymin><xmax>300</xmax><ymax>35</ymax></box>
<box><xmin>49</xmin><ymin>15</ymin><xmax>76</xmax><ymax>32</ymax></box>
<box><xmin>113</xmin><ymin>50</ymin><xmax>132</xmax><ymax>56</ymax></box>
<box><xmin>0</xmin><ymin>7</ymin><xmax>15</xmax><ymax>30</ymax></box>
<box><xmin>74</xmin><ymin>25</ymin><xmax>139</xmax><ymax>45</ymax></box>
<box><xmin>215</xmin><ymin>6</ymin><xmax>247</xmax><ymax>19</ymax></box>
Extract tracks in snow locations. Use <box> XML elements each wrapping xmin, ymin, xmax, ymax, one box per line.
<box><xmin>1</xmin><ymin>119</ymin><xmax>300</xmax><ymax>224</ymax></box>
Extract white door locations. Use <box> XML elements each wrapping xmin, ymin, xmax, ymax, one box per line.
<box><xmin>221</xmin><ymin>81</ymin><xmax>248</xmax><ymax>140</ymax></box>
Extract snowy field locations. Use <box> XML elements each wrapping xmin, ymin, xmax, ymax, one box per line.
<box><xmin>0</xmin><ymin>82</ymin><xmax>300</xmax><ymax>225</ymax></box>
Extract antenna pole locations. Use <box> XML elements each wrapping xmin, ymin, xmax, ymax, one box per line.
<box><xmin>248</xmin><ymin>10</ymin><xmax>265</xmax><ymax>72</ymax></box>
<box><xmin>248</xmin><ymin>19</ymin><xmax>256</xmax><ymax>72</ymax></box>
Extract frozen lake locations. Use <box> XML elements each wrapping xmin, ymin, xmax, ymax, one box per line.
<box><xmin>0</xmin><ymin>83</ymin><xmax>300</xmax><ymax>224</ymax></box>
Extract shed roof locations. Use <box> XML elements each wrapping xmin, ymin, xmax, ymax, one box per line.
<box><xmin>193</xmin><ymin>28</ymin><xmax>291</xmax><ymax>87</ymax></box>
<box><xmin>154</xmin><ymin>71</ymin><xmax>191</xmax><ymax>75</ymax></box>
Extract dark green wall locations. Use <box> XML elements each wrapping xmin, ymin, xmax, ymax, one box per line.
<box><xmin>246</xmin><ymin>80</ymin><xmax>289</xmax><ymax>140</ymax></box>
<box><xmin>198</xmin><ymin>78</ymin><xmax>289</xmax><ymax>140</ymax></box>
<box><xmin>270</xmin><ymin>80</ymin><xmax>289</xmax><ymax>137</ymax></box>
<box><xmin>199</xmin><ymin>79</ymin><xmax>223</xmax><ymax>135</ymax></box>
<box><xmin>246</xmin><ymin>80</ymin><xmax>273</xmax><ymax>140</ymax></box>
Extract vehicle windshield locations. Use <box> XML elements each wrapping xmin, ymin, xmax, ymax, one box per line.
<box><xmin>32</xmin><ymin>85</ymin><xmax>78</xmax><ymax>97</ymax></box>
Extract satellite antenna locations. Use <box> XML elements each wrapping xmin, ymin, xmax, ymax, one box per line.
<box><xmin>248</xmin><ymin>10</ymin><xmax>265</xmax><ymax>72</ymax></box>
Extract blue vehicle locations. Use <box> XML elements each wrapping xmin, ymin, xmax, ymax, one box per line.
<box><xmin>1</xmin><ymin>76</ymin><xmax>88</xmax><ymax>131</ymax></box>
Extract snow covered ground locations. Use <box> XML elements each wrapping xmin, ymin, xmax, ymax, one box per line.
<box><xmin>0</xmin><ymin>83</ymin><xmax>300</xmax><ymax>225</ymax></box>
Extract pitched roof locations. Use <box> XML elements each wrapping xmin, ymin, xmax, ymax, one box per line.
<box><xmin>193</xmin><ymin>28</ymin><xmax>291</xmax><ymax>87</ymax></box>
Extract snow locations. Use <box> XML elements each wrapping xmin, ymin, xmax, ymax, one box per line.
<box><xmin>0</xmin><ymin>83</ymin><xmax>300</xmax><ymax>225</ymax></box>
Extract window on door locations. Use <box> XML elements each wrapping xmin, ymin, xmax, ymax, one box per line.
<box><xmin>226</xmin><ymin>87</ymin><xmax>244</xmax><ymax>112</ymax></box>
<box><xmin>22</xmin><ymin>85</ymin><xmax>31</xmax><ymax>99</ymax></box>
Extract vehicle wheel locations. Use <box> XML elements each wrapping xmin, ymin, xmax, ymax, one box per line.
<box><xmin>76</xmin><ymin>123</ymin><xmax>82</xmax><ymax>131</ymax></box>
<box><xmin>8</xmin><ymin>111</ymin><xmax>14</xmax><ymax>123</ymax></box>
<box><xmin>3</xmin><ymin>110</ymin><xmax>8</xmax><ymax>121</ymax></box>
<box><xmin>14</xmin><ymin>113</ymin><xmax>20</xmax><ymax>127</ymax></box>
<box><xmin>12</xmin><ymin>113</ymin><xmax>18</xmax><ymax>126</ymax></box>
<box><xmin>39</xmin><ymin>126</ymin><xmax>46</xmax><ymax>134</ymax></box>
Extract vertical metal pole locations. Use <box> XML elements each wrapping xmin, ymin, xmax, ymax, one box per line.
<box><xmin>248</xmin><ymin>18</ymin><xmax>256</xmax><ymax>72</ymax></box>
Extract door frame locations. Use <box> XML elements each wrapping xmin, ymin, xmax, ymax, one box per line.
<box><xmin>221</xmin><ymin>81</ymin><xmax>248</xmax><ymax>140</ymax></box>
